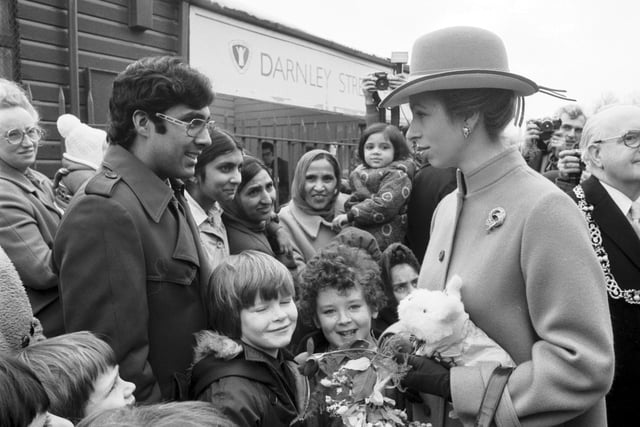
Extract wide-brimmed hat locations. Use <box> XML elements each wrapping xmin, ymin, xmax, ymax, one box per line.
<box><xmin>381</xmin><ymin>26</ymin><xmax>567</xmax><ymax>108</ymax></box>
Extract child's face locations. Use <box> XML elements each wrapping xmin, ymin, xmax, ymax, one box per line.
<box><xmin>314</xmin><ymin>284</ymin><xmax>377</xmax><ymax>348</ymax></box>
<box><xmin>363</xmin><ymin>132</ymin><xmax>394</xmax><ymax>169</ymax></box>
<box><xmin>240</xmin><ymin>292</ymin><xmax>298</xmax><ymax>357</ymax></box>
<box><xmin>390</xmin><ymin>263</ymin><xmax>419</xmax><ymax>303</ymax></box>
<box><xmin>84</xmin><ymin>365</ymin><xmax>135</xmax><ymax>418</ymax></box>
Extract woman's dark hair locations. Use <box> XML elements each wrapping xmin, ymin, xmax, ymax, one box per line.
<box><xmin>431</xmin><ymin>88</ymin><xmax>517</xmax><ymax>140</ymax></box>
<box><xmin>108</xmin><ymin>56</ymin><xmax>214</xmax><ymax>149</ymax></box>
<box><xmin>194</xmin><ymin>128</ymin><xmax>242</xmax><ymax>180</ymax></box>
<box><xmin>357</xmin><ymin>123</ymin><xmax>411</xmax><ymax>166</ymax></box>
<box><xmin>237</xmin><ymin>155</ymin><xmax>271</xmax><ymax>194</ymax></box>
<box><xmin>0</xmin><ymin>355</ymin><xmax>50</xmax><ymax>427</ymax></box>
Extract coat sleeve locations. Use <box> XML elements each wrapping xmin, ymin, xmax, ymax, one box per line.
<box><xmin>0</xmin><ymin>190</ymin><xmax>57</xmax><ymax>291</ymax></box>
<box><xmin>450</xmin><ymin>192</ymin><xmax>614</xmax><ymax>426</ymax></box>
<box><xmin>200</xmin><ymin>377</ymin><xmax>265</xmax><ymax>426</ymax></box>
<box><xmin>347</xmin><ymin>166</ymin><xmax>412</xmax><ymax>226</ymax></box>
<box><xmin>54</xmin><ymin>195</ymin><xmax>161</xmax><ymax>403</ymax></box>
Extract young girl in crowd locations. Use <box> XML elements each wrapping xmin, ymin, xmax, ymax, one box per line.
<box><xmin>332</xmin><ymin>123</ymin><xmax>414</xmax><ymax>251</ymax></box>
<box><xmin>185</xmin><ymin>128</ymin><xmax>243</xmax><ymax>269</ymax></box>
<box><xmin>296</xmin><ymin>242</ymin><xmax>387</xmax><ymax>353</ymax></box>
<box><xmin>377</xmin><ymin>242</ymin><xmax>421</xmax><ymax>328</ymax></box>
<box><xmin>17</xmin><ymin>331</ymin><xmax>136</xmax><ymax>424</ymax></box>
<box><xmin>189</xmin><ymin>250</ymin><xmax>309</xmax><ymax>426</ymax></box>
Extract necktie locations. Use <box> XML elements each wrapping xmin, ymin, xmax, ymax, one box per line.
<box><xmin>628</xmin><ymin>200</ymin><xmax>640</xmax><ymax>239</ymax></box>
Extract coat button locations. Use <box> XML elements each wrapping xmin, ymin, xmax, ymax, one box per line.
<box><xmin>104</xmin><ymin>170</ymin><xmax>117</xmax><ymax>179</ymax></box>
<box><xmin>438</xmin><ymin>250</ymin><xmax>445</xmax><ymax>262</ymax></box>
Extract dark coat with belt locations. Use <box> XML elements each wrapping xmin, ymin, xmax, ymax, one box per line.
<box><xmin>0</xmin><ymin>160</ymin><xmax>64</xmax><ymax>336</ymax></box>
<box><xmin>54</xmin><ymin>145</ymin><xmax>209</xmax><ymax>403</ymax></box>
<box><xmin>568</xmin><ymin>176</ymin><xmax>640</xmax><ymax>426</ymax></box>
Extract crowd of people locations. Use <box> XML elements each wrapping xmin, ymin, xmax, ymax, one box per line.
<box><xmin>0</xmin><ymin>24</ymin><xmax>637</xmax><ymax>427</ymax></box>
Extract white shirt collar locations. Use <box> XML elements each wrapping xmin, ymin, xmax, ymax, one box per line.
<box><xmin>184</xmin><ymin>190</ymin><xmax>208</xmax><ymax>226</ymax></box>
<box><xmin>599</xmin><ymin>180</ymin><xmax>636</xmax><ymax>216</ymax></box>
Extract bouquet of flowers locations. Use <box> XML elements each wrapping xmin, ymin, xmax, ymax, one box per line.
<box><xmin>299</xmin><ymin>335</ymin><xmax>431</xmax><ymax>427</ymax></box>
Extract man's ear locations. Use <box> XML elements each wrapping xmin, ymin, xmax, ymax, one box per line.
<box><xmin>132</xmin><ymin>110</ymin><xmax>150</xmax><ymax>137</ymax></box>
<box><xmin>587</xmin><ymin>144</ymin><xmax>604</xmax><ymax>169</ymax></box>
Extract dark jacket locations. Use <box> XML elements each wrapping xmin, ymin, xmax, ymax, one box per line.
<box><xmin>568</xmin><ymin>176</ymin><xmax>640</xmax><ymax>426</ymax></box>
<box><xmin>54</xmin><ymin>145</ymin><xmax>209</xmax><ymax>403</ymax></box>
<box><xmin>406</xmin><ymin>165</ymin><xmax>456</xmax><ymax>262</ymax></box>
<box><xmin>190</xmin><ymin>330</ymin><xmax>309</xmax><ymax>427</ymax></box>
<box><xmin>0</xmin><ymin>160</ymin><xmax>64</xmax><ymax>336</ymax></box>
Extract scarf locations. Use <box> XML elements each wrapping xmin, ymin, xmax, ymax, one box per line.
<box><xmin>290</xmin><ymin>149</ymin><xmax>341</xmax><ymax>221</ymax></box>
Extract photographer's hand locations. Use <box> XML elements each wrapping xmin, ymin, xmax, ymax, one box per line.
<box><xmin>557</xmin><ymin>149</ymin><xmax>583</xmax><ymax>178</ymax></box>
<box><xmin>388</xmin><ymin>73</ymin><xmax>407</xmax><ymax>90</ymax></box>
<box><xmin>523</xmin><ymin>121</ymin><xmax>541</xmax><ymax>149</ymax></box>
<box><xmin>361</xmin><ymin>74</ymin><xmax>378</xmax><ymax>105</ymax></box>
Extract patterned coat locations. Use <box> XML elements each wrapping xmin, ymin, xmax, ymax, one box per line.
<box><xmin>345</xmin><ymin>159</ymin><xmax>414</xmax><ymax>251</ymax></box>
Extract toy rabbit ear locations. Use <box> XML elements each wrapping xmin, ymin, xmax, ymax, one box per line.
<box><xmin>445</xmin><ymin>275</ymin><xmax>463</xmax><ymax>300</ymax></box>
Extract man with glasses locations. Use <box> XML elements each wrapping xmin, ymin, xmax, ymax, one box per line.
<box><xmin>54</xmin><ymin>56</ymin><xmax>215</xmax><ymax>403</ymax></box>
<box><xmin>566</xmin><ymin>104</ymin><xmax>640</xmax><ymax>426</ymax></box>
<box><xmin>0</xmin><ymin>78</ymin><xmax>65</xmax><ymax>337</ymax></box>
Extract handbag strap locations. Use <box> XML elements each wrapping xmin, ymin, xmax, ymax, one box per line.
<box><xmin>474</xmin><ymin>366</ymin><xmax>514</xmax><ymax>427</ymax></box>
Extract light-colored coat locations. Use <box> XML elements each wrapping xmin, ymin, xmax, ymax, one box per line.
<box><xmin>278</xmin><ymin>193</ymin><xmax>348</xmax><ymax>263</ymax></box>
<box><xmin>419</xmin><ymin>147</ymin><xmax>614</xmax><ymax>427</ymax></box>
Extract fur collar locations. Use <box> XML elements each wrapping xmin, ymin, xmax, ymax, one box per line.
<box><xmin>193</xmin><ymin>330</ymin><xmax>243</xmax><ymax>365</ymax></box>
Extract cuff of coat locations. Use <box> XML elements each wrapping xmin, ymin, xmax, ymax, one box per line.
<box><xmin>450</xmin><ymin>363</ymin><xmax>519</xmax><ymax>426</ymax></box>
<box><xmin>346</xmin><ymin>210</ymin><xmax>355</xmax><ymax>222</ymax></box>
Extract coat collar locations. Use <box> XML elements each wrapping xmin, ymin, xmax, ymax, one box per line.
<box><xmin>581</xmin><ymin>176</ymin><xmax>640</xmax><ymax>269</ymax></box>
<box><xmin>101</xmin><ymin>145</ymin><xmax>174</xmax><ymax>223</ymax></box>
<box><xmin>287</xmin><ymin>193</ymin><xmax>348</xmax><ymax>238</ymax></box>
<box><xmin>0</xmin><ymin>160</ymin><xmax>38</xmax><ymax>193</ymax></box>
<box><xmin>459</xmin><ymin>146</ymin><xmax>525</xmax><ymax>195</ymax></box>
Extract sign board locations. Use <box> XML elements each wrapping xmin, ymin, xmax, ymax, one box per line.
<box><xmin>189</xmin><ymin>6</ymin><xmax>393</xmax><ymax>116</ymax></box>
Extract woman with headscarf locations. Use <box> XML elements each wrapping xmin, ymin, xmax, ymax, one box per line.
<box><xmin>278</xmin><ymin>149</ymin><xmax>349</xmax><ymax>263</ymax></box>
<box><xmin>219</xmin><ymin>155</ymin><xmax>301</xmax><ymax>271</ymax></box>
<box><xmin>379</xmin><ymin>27</ymin><xmax>613</xmax><ymax>426</ymax></box>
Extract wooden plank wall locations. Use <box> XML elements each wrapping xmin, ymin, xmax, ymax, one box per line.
<box><xmin>19</xmin><ymin>0</ymin><xmax>181</xmax><ymax>177</ymax></box>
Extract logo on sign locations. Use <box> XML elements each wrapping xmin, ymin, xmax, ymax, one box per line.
<box><xmin>230</xmin><ymin>41</ymin><xmax>251</xmax><ymax>73</ymax></box>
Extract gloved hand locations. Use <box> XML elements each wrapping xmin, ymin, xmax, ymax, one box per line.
<box><xmin>401</xmin><ymin>354</ymin><xmax>451</xmax><ymax>400</ymax></box>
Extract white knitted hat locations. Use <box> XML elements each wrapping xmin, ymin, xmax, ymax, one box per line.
<box><xmin>56</xmin><ymin>114</ymin><xmax>106</xmax><ymax>169</ymax></box>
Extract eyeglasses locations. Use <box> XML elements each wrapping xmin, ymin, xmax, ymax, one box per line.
<box><xmin>594</xmin><ymin>130</ymin><xmax>640</xmax><ymax>149</ymax></box>
<box><xmin>155</xmin><ymin>113</ymin><xmax>215</xmax><ymax>137</ymax></box>
<box><xmin>3</xmin><ymin>126</ymin><xmax>44</xmax><ymax>145</ymax></box>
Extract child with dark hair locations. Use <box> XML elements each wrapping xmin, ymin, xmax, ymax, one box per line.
<box><xmin>17</xmin><ymin>331</ymin><xmax>135</xmax><ymax>424</ymax></box>
<box><xmin>332</xmin><ymin>123</ymin><xmax>415</xmax><ymax>250</ymax></box>
<box><xmin>189</xmin><ymin>250</ymin><xmax>309</xmax><ymax>426</ymax></box>
<box><xmin>296</xmin><ymin>243</ymin><xmax>387</xmax><ymax>353</ymax></box>
<box><xmin>0</xmin><ymin>354</ymin><xmax>72</xmax><ymax>427</ymax></box>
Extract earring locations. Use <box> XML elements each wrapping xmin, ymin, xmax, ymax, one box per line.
<box><xmin>462</xmin><ymin>126</ymin><xmax>471</xmax><ymax>139</ymax></box>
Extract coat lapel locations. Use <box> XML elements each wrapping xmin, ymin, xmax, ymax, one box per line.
<box><xmin>583</xmin><ymin>177</ymin><xmax>640</xmax><ymax>270</ymax></box>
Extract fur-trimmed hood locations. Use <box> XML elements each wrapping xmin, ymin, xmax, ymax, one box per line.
<box><xmin>192</xmin><ymin>330</ymin><xmax>243</xmax><ymax>365</ymax></box>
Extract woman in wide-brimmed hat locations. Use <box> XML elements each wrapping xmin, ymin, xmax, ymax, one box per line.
<box><xmin>381</xmin><ymin>27</ymin><xmax>613</xmax><ymax>427</ymax></box>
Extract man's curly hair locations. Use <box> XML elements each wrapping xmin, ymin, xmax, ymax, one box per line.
<box><xmin>296</xmin><ymin>243</ymin><xmax>387</xmax><ymax>327</ymax></box>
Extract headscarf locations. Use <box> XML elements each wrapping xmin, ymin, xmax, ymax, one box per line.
<box><xmin>220</xmin><ymin>155</ymin><xmax>271</xmax><ymax>232</ymax></box>
<box><xmin>291</xmin><ymin>149</ymin><xmax>342</xmax><ymax>221</ymax></box>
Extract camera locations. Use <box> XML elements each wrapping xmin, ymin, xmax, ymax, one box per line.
<box><xmin>374</xmin><ymin>72</ymin><xmax>389</xmax><ymax>90</ymax></box>
<box><xmin>533</xmin><ymin>117</ymin><xmax>562</xmax><ymax>141</ymax></box>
